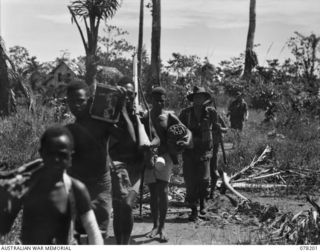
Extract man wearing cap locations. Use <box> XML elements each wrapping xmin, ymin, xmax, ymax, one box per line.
<box><xmin>227</xmin><ymin>92</ymin><xmax>248</xmax><ymax>131</ymax></box>
<box><xmin>142</xmin><ymin>86</ymin><xmax>190</xmax><ymax>242</ymax></box>
<box><xmin>179</xmin><ymin>86</ymin><xmax>226</xmax><ymax>221</ymax></box>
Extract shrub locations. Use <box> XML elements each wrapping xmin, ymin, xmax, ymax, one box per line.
<box><xmin>0</xmin><ymin>104</ymin><xmax>72</xmax><ymax>169</ymax></box>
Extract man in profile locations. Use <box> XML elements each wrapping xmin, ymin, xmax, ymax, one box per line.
<box><xmin>108</xmin><ymin>76</ymin><xmax>145</xmax><ymax>244</ymax></box>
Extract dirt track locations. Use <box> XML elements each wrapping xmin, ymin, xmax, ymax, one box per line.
<box><xmin>105</xmin><ymin>192</ymin><xmax>310</xmax><ymax>245</ymax></box>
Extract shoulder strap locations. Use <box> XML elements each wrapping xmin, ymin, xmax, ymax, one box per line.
<box><xmin>63</xmin><ymin>173</ymin><xmax>77</xmax><ymax>244</ymax></box>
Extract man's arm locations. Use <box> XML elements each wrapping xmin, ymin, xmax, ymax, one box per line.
<box><xmin>243</xmin><ymin>102</ymin><xmax>249</xmax><ymax>121</ymax></box>
<box><xmin>107</xmin><ymin>104</ymin><xmax>137</xmax><ymax>145</ymax></box>
<box><xmin>140</xmin><ymin>112</ymin><xmax>160</xmax><ymax>148</ymax></box>
<box><xmin>218</xmin><ymin>114</ymin><xmax>228</xmax><ymax>133</ymax></box>
<box><xmin>170</xmin><ymin>111</ymin><xmax>191</xmax><ymax>148</ymax></box>
<box><xmin>80</xmin><ymin>210</ymin><xmax>104</xmax><ymax>245</ymax></box>
<box><xmin>0</xmin><ymin>189</ymin><xmax>22</xmax><ymax>235</ymax></box>
<box><xmin>72</xmin><ymin>179</ymin><xmax>103</xmax><ymax>245</ymax></box>
<box><xmin>227</xmin><ymin>101</ymin><xmax>233</xmax><ymax>117</ymax></box>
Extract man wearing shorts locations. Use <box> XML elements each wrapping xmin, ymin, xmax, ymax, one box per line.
<box><xmin>143</xmin><ymin>87</ymin><xmax>189</xmax><ymax>242</ymax></box>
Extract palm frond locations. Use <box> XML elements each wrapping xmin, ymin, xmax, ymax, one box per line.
<box><xmin>69</xmin><ymin>0</ymin><xmax>121</xmax><ymax>20</ymax></box>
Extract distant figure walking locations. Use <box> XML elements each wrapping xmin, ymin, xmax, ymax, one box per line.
<box><xmin>227</xmin><ymin>92</ymin><xmax>248</xmax><ymax>148</ymax></box>
<box><xmin>263</xmin><ymin>101</ymin><xmax>277</xmax><ymax>123</ymax></box>
<box><xmin>227</xmin><ymin>91</ymin><xmax>248</xmax><ymax>131</ymax></box>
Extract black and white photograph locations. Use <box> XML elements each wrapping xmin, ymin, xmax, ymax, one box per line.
<box><xmin>0</xmin><ymin>0</ymin><xmax>320</xmax><ymax>248</ymax></box>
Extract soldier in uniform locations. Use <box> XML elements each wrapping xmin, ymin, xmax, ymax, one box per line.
<box><xmin>227</xmin><ymin>91</ymin><xmax>248</xmax><ymax>148</ymax></box>
<box><xmin>179</xmin><ymin>86</ymin><xmax>226</xmax><ymax>221</ymax></box>
<box><xmin>227</xmin><ymin>91</ymin><xmax>248</xmax><ymax>131</ymax></box>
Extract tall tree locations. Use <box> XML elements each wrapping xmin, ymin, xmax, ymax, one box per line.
<box><xmin>150</xmin><ymin>0</ymin><xmax>161</xmax><ymax>87</ymax></box>
<box><xmin>0</xmin><ymin>38</ymin><xmax>11</xmax><ymax>116</ymax></box>
<box><xmin>243</xmin><ymin>0</ymin><xmax>258</xmax><ymax>78</ymax></box>
<box><xmin>137</xmin><ymin>0</ymin><xmax>144</xmax><ymax>83</ymax></box>
<box><xmin>68</xmin><ymin>0</ymin><xmax>121</xmax><ymax>86</ymax></box>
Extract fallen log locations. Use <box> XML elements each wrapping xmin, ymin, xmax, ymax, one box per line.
<box><xmin>231</xmin><ymin>183</ymin><xmax>288</xmax><ymax>189</ymax></box>
<box><xmin>234</xmin><ymin>171</ymin><xmax>283</xmax><ymax>183</ymax></box>
<box><xmin>221</xmin><ymin>172</ymin><xmax>249</xmax><ymax>202</ymax></box>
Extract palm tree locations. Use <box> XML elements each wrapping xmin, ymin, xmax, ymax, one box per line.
<box><xmin>68</xmin><ymin>0</ymin><xmax>121</xmax><ymax>86</ymax></box>
<box><xmin>243</xmin><ymin>0</ymin><xmax>257</xmax><ymax>78</ymax></box>
<box><xmin>150</xmin><ymin>0</ymin><xmax>161</xmax><ymax>86</ymax></box>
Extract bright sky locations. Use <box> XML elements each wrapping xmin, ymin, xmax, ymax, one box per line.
<box><xmin>1</xmin><ymin>0</ymin><xmax>320</xmax><ymax>66</ymax></box>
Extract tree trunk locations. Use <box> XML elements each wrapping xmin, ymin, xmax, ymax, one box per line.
<box><xmin>243</xmin><ymin>0</ymin><xmax>257</xmax><ymax>78</ymax></box>
<box><xmin>85</xmin><ymin>52</ymin><xmax>97</xmax><ymax>87</ymax></box>
<box><xmin>137</xmin><ymin>0</ymin><xmax>144</xmax><ymax>84</ymax></box>
<box><xmin>0</xmin><ymin>43</ymin><xmax>10</xmax><ymax>116</ymax></box>
<box><xmin>150</xmin><ymin>0</ymin><xmax>161</xmax><ymax>87</ymax></box>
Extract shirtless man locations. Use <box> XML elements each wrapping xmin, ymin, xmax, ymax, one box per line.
<box><xmin>0</xmin><ymin>126</ymin><xmax>103</xmax><ymax>244</ymax></box>
<box><xmin>143</xmin><ymin>87</ymin><xmax>190</xmax><ymax>242</ymax></box>
<box><xmin>66</xmin><ymin>80</ymin><xmax>136</xmax><ymax>238</ymax></box>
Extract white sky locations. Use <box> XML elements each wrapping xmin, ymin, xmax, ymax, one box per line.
<box><xmin>1</xmin><ymin>0</ymin><xmax>319</xmax><ymax>65</ymax></box>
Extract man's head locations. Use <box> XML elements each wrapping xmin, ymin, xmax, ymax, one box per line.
<box><xmin>193</xmin><ymin>93</ymin><xmax>210</xmax><ymax>107</ymax></box>
<box><xmin>151</xmin><ymin>87</ymin><xmax>167</xmax><ymax>112</ymax></box>
<box><xmin>187</xmin><ymin>86</ymin><xmax>211</xmax><ymax>107</ymax></box>
<box><xmin>236</xmin><ymin>91</ymin><xmax>243</xmax><ymax>101</ymax></box>
<box><xmin>39</xmin><ymin>126</ymin><xmax>74</xmax><ymax>176</ymax></box>
<box><xmin>118</xmin><ymin>77</ymin><xmax>135</xmax><ymax>105</ymax></box>
<box><xmin>66</xmin><ymin>80</ymin><xmax>89</xmax><ymax>118</ymax></box>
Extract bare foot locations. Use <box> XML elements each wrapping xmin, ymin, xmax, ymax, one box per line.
<box><xmin>146</xmin><ymin>227</ymin><xmax>158</xmax><ymax>238</ymax></box>
<box><xmin>158</xmin><ymin>228</ymin><xmax>169</xmax><ymax>243</ymax></box>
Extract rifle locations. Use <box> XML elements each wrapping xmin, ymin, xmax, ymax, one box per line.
<box><xmin>133</xmin><ymin>53</ymin><xmax>151</xmax><ymax>217</ymax></box>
